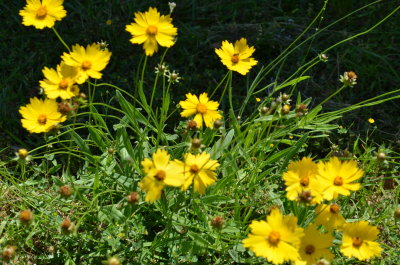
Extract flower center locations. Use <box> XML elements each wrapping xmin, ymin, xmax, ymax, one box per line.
<box><xmin>334</xmin><ymin>176</ymin><xmax>343</xmax><ymax>186</ymax></box>
<box><xmin>231</xmin><ymin>54</ymin><xmax>239</xmax><ymax>64</ymax></box>
<box><xmin>305</xmin><ymin>244</ymin><xmax>315</xmax><ymax>255</ymax></box>
<box><xmin>146</xmin><ymin>25</ymin><xmax>158</xmax><ymax>35</ymax></box>
<box><xmin>300</xmin><ymin>175</ymin><xmax>309</xmax><ymax>186</ymax></box>
<box><xmin>352</xmin><ymin>237</ymin><xmax>363</xmax><ymax>247</ymax></box>
<box><xmin>329</xmin><ymin>204</ymin><xmax>340</xmax><ymax>214</ymax></box>
<box><xmin>154</xmin><ymin>170</ymin><xmax>166</xmax><ymax>181</ymax></box>
<box><xmin>36</xmin><ymin>6</ymin><xmax>47</xmax><ymax>19</ymax></box>
<box><xmin>196</xmin><ymin>103</ymin><xmax>208</xmax><ymax>114</ymax></box>
<box><xmin>82</xmin><ymin>61</ymin><xmax>92</xmax><ymax>70</ymax></box>
<box><xmin>37</xmin><ymin>114</ymin><xmax>47</xmax><ymax>125</ymax></box>
<box><xmin>267</xmin><ymin>231</ymin><xmax>280</xmax><ymax>246</ymax></box>
<box><xmin>59</xmin><ymin>80</ymin><xmax>69</xmax><ymax>90</ymax></box>
<box><xmin>190</xmin><ymin>164</ymin><xmax>199</xmax><ymax>174</ymax></box>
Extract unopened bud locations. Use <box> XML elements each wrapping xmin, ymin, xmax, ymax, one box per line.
<box><xmin>211</xmin><ymin>216</ymin><xmax>224</xmax><ymax>229</ymax></box>
<box><xmin>79</xmin><ymin>93</ymin><xmax>87</xmax><ymax>99</ymax></box>
<box><xmin>191</xmin><ymin>138</ymin><xmax>201</xmax><ymax>149</ymax></box>
<box><xmin>281</xmin><ymin>93</ymin><xmax>290</xmax><ymax>101</ymax></box>
<box><xmin>59</xmin><ymin>185</ymin><xmax>73</xmax><ymax>198</ymax></box>
<box><xmin>2</xmin><ymin>246</ymin><xmax>16</xmax><ymax>261</ymax></box>
<box><xmin>19</xmin><ymin>210</ymin><xmax>33</xmax><ymax>224</ymax></box>
<box><xmin>377</xmin><ymin>152</ymin><xmax>386</xmax><ymax>162</ymax></box>
<box><xmin>281</xmin><ymin>104</ymin><xmax>290</xmax><ymax>114</ymax></box>
<box><xmin>107</xmin><ymin>256</ymin><xmax>121</xmax><ymax>265</ymax></box>
<box><xmin>127</xmin><ymin>192</ymin><xmax>140</xmax><ymax>205</ymax></box>
<box><xmin>260</xmin><ymin>106</ymin><xmax>269</xmax><ymax>115</ymax></box>
<box><xmin>18</xmin><ymin>149</ymin><xmax>29</xmax><ymax>159</ymax></box>
<box><xmin>107</xmin><ymin>147</ymin><xmax>115</xmax><ymax>154</ymax></box>
<box><xmin>187</xmin><ymin>120</ymin><xmax>198</xmax><ymax>130</ymax></box>
<box><xmin>213</xmin><ymin>119</ymin><xmax>222</xmax><ymax>129</ymax></box>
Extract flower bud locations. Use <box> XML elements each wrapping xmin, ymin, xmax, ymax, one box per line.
<box><xmin>127</xmin><ymin>192</ymin><xmax>140</xmax><ymax>205</ymax></box>
<box><xmin>191</xmin><ymin>138</ymin><xmax>201</xmax><ymax>149</ymax></box>
<box><xmin>260</xmin><ymin>106</ymin><xmax>269</xmax><ymax>115</ymax></box>
<box><xmin>213</xmin><ymin>119</ymin><xmax>222</xmax><ymax>129</ymax></box>
<box><xmin>2</xmin><ymin>246</ymin><xmax>16</xmax><ymax>261</ymax></box>
<box><xmin>281</xmin><ymin>93</ymin><xmax>290</xmax><ymax>102</ymax></box>
<box><xmin>107</xmin><ymin>256</ymin><xmax>121</xmax><ymax>265</ymax></box>
<box><xmin>211</xmin><ymin>216</ymin><xmax>224</xmax><ymax>229</ymax></box>
<box><xmin>377</xmin><ymin>152</ymin><xmax>386</xmax><ymax>162</ymax></box>
<box><xmin>18</xmin><ymin>149</ymin><xmax>29</xmax><ymax>159</ymax></box>
<box><xmin>281</xmin><ymin>104</ymin><xmax>291</xmax><ymax>115</ymax></box>
<box><xmin>61</xmin><ymin>218</ymin><xmax>75</xmax><ymax>234</ymax></box>
<box><xmin>187</xmin><ymin>120</ymin><xmax>198</xmax><ymax>130</ymax></box>
<box><xmin>19</xmin><ymin>209</ymin><xmax>33</xmax><ymax>224</ymax></box>
<box><xmin>59</xmin><ymin>185</ymin><xmax>73</xmax><ymax>198</ymax></box>
<box><xmin>394</xmin><ymin>208</ymin><xmax>400</xmax><ymax>219</ymax></box>
<box><xmin>107</xmin><ymin>147</ymin><xmax>115</xmax><ymax>154</ymax></box>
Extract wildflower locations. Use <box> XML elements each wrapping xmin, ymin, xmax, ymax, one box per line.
<box><xmin>19</xmin><ymin>97</ymin><xmax>66</xmax><ymax>133</ymax></box>
<box><xmin>243</xmin><ymin>208</ymin><xmax>304</xmax><ymax>264</ymax></box>
<box><xmin>125</xmin><ymin>7</ymin><xmax>178</xmax><ymax>56</ymax></box>
<box><xmin>106</xmin><ymin>19</ymin><xmax>112</xmax><ymax>25</ymax></box>
<box><xmin>2</xmin><ymin>246</ymin><xmax>16</xmax><ymax>261</ymax></box>
<box><xmin>177</xmin><ymin>152</ymin><xmax>220</xmax><ymax>194</ymax></box>
<box><xmin>19</xmin><ymin>209</ymin><xmax>33</xmax><ymax>224</ymax></box>
<box><xmin>215</xmin><ymin>38</ymin><xmax>258</xmax><ymax>75</ymax></box>
<box><xmin>168</xmin><ymin>2</ymin><xmax>177</xmax><ymax>13</ymax></box>
<box><xmin>211</xmin><ymin>216</ymin><xmax>224</xmax><ymax>230</ymax></box>
<box><xmin>283</xmin><ymin>157</ymin><xmax>323</xmax><ymax>204</ymax></box>
<box><xmin>368</xmin><ymin>118</ymin><xmax>375</xmax><ymax>124</ymax></box>
<box><xmin>255</xmin><ymin>97</ymin><xmax>261</xmax><ymax>102</ymax></box>
<box><xmin>155</xmin><ymin>63</ymin><xmax>168</xmax><ymax>75</ymax></box>
<box><xmin>339</xmin><ymin>71</ymin><xmax>358</xmax><ymax>87</ymax></box>
<box><xmin>61</xmin><ymin>43</ymin><xmax>112</xmax><ymax>84</ymax></box>
<box><xmin>296</xmin><ymin>224</ymin><xmax>334</xmax><ymax>265</ymax></box>
<box><xmin>179</xmin><ymin>93</ymin><xmax>222</xmax><ymax>128</ymax></box>
<box><xmin>127</xmin><ymin>192</ymin><xmax>140</xmax><ymax>205</ymax></box>
<box><xmin>19</xmin><ymin>0</ymin><xmax>67</xmax><ymax>29</ymax></box>
<box><xmin>40</xmin><ymin>63</ymin><xmax>79</xmax><ymax>99</ymax></box>
<box><xmin>340</xmin><ymin>221</ymin><xmax>382</xmax><ymax>261</ymax></box>
<box><xmin>166</xmin><ymin>70</ymin><xmax>181</xmax><ymax>83</ymax></box>
<box><xmin>317</xmin><ymin>157</ymin><xmax>364</xmax><ymax>200</ymax></box>
<box><xmin>315</xmin><ymin>204</ymin><xmax>345</xmax><ymax>231</ymax></box>
<box><xmin>139</xmin><ymin>149</ymin><xmax>184</xmax><ymax>202</ymax></box>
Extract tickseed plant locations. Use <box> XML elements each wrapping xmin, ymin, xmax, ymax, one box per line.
<box><xmin>1</xmin><ymin>1</ymin><xmax>399</xmax><ymax>264</ymax></box>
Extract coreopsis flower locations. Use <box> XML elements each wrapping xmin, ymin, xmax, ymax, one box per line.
<box><xmin>283</xmin><ymin>157</ymin><xmax>323</xmax><ymax>204</ymax></box>
<box><xmin>61</xmin><ymin>43</ymin><xmax>112</xmax><ymax>84</ymax></box>
<box><xmin>177</xmin><ymin>152</ymin><xmax>219</xmax><ymax>194</ymax></box>
<box><xmin>317</xmin><ymin>157</ymin><xmax>364</xmax><ymax>200</ymax></box>
<box><xmin>139</xmin><ymin>149</ymin><xmax>184</xmax><ymax>202</ymax></box>
<box><xmin>19</xmin><ymin>0</ymin><xmax>67</xmax><ymax>29</ymax></box>
<box><xmin>315</xmin><ymin>204</ymin><xmax>345</xmax><ymax>231</ymax></box>
<box><xmin>215</xmin><ymin>38</ymin><xmax>258</xmax><ymax>75</ymax></box>
<box><xmin>368</xmin><ymin>118</ymin><xmax>375</xmax><ymax>124</ymax></box>
<box><xmin>19</xmin><ymin>97</ymin><xmax>66</xmax><ymax>133</ymax></box>
<box><xmin>295</xmin><ymin>224</ymin><xmax>334</xmax><ymax>265</ymax></box>
<box><xmin>40</xmin><ymin>62</ymin><xmax>79</xmax><ymax>99</ymax></box>
<box><xmin>179</xmin><ymin>93</ymin><xmax>222</xmax><ymax>128</ymax></box>
<box><xmin>125</xmin><ymin>7</ymin><xmax>178</xmax><ymax>56</ymax></box>
<box><xmin>242</xmin><ymin>208</ymin><xmax>304</xmax><ymax>264</ymax></box>
<box><xmin>340</xmin><ymin>221</ymin><xmax>382</xmax><ymax>261</ymax></box>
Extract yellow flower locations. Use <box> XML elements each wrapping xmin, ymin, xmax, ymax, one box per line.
<box><xmin>368</xmin><ymin>118</ymin><xmax>375</xmax><ymax>124</ymax></box>
<box><xmin>315</xmin><ymin>204</ymin><xmax>345</xmax><ymax>231</ymax></box>
<box><xmin>317</xmin><ymin>157</ymin><xmax>364</xmax><ymax>200</ymax></box>
<box><xmin>139</xmin><ymin>149</ymin><xmax>184</xmax><ymax>202</ymax></box>
<box><xmin>255</xmin><ymin>97</ymin><xmax>261</xmax><ymax>102</ymax></box>
<box><xmin>179</xmin><ymin>93</ymin><xmax>222</xmax><ymax>128</ymax></box>
<box><xmin>177</xmin><ymin>152</ymin><xmax>219</xmax><ymax>194</ymax></box>
<box><xmin>19</xmin><ymin>97</ymin><xmax>66</xmax><ymax>133</ymax></box>
<box><xmin>242</xmin><ymin>208</ymin><xmax>304</xmax><ymax>264</ymax></box>
<box><xmin>283</xmin><ymin>157</ymin><xmax>323</xmax><ymax>204</ymax></box>
<box><xmin>215</xmin><ymin>38</ymin><xmax>258</xmax><ymax>75</ymax></box>
<box><xmin>340</xmin><ymin>221</ymin><xmax>382</xmax><ymax>261</ymax></box>
<box><xmin>61</xmin><ymin>43</ymin><xmax>112</xmax><ymax>84</ymax></box>
<box><xmin>19</xmin><ymin>0</ymin><xmax>67</xmax><ymax>30</ymax></box>
<box><xmin>125</xmin><ymin>7</ymin><xmax>177</xmax><ymax>56</ymax></box>
<box><xmin>295</xmin><ymin>224</ymin><xmax>334</xmax><ymax>265</ymax></box>
<box><xmin>106</xmin><ymin>19</ymin><xmax>112</xmax><ymax>25</ymax></box>
<box><xmin>40</xmin><ymin>62</ymin><xmax>79</xmax><ymax>99</ymax></box>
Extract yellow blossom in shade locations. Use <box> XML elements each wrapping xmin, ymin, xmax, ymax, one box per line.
<box><xmin>179</xmin><ymin>93</ymin><xmax>222</xmax><ymax>128</ymax></box>
<box><xmin>40</xmin><ymin>62</ymin><xmax>79</xmax><ymax>99</ymax></box>
<box><xmin>139</xmin><ymin>149</ymin><xmax>184</xmax><ymax>202</ymax></box>
<box><xmin>295</xmin><ymin>224</ymin><xmax>334</xmax><ymax>265</ymax></box>
<box><xmin>317</xmin><ymin>157</ymin><xmax>364</xmax><ymax>200</ymax></box>
<box><xmin>315</xmin><ymin>204</ymin><xmax>345</xmax><ymax>231</ymax></box>
<box><xmin>19</xmin><ymin>0</ymin><xmax>67</xmax><ymax>29</ymax></box>
<box><xmin>283</xmin><ymin>157</ymin><xmax>323</xmax><ymax>204</ymax></box>
<box><xmin>19</xmin><ymin>97</ymin><xmax>66</xmax><ymax>133</ymax></box>
<box><xmin>242</xmin><ymin>208</ymin><xmax>304</xmax><ymax>264</ymax></box>
<box><xmin>61</xmin><ymin>43</ymin><xmax>112</xmax><ymax>84</ymax></box>
<box><xmin>368</xmin><ymin>118</ymin><xmax>375</xmax><ymax>124</ymax></box>
<box><xmin>176</xmin><ymin>152</ymin><xmax>220</xmax><ymax>194</ymax></box>
<box><xmin>215</xmin><ymin>38</ymin><xmax>258</xmax><ymax>75</ymax></box>
<box><xmin>125</xmin><ymin>7</ymin><xmax>177</xmax><ymax>56</ymax></box>
<box><xmin>340</xmin><ymin>221</ymin><xmax>382</xmax><ymax>261</ymax></box>
<box><xmin>255</xmin><ymin>97</ymin><xmax>261</xmax><ymax>102</ymax></box>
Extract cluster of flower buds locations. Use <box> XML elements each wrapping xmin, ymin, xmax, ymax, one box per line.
<box><xmin>339</xmin><ymin>71</ymin><xmax>358</xmax><ymax>87</ymax></box>
<box><xmin>155</xmin><ymin>63</ymin><xmax>182</xmax><ymax>83</ymax></box>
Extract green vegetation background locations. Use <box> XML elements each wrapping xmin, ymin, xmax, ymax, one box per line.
<box><xmin>1</xmin><ymin>0</ymin><xmax>399</xmax><ymax>150</ymax></box>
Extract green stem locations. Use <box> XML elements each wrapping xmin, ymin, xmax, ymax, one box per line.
<box><xmin>52</xmin><ymin>27</ymin><xmax>71</xmax><ymax>52</ymax></box>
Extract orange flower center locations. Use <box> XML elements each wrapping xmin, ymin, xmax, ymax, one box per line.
<box><xmin>190</xmin><ymin>164</ymin><xmax>199</xmax><ymax>174</ymax></box>
<box><xmin>196</xmin><ymin>103</ymin><xmax>208</xmax><ymax>114</ymax></box>
<box><xmin>267</xmin><ymin>231</ymin><xmax>280</xmax><ymax>246</ymax></box>
<box><xmin>330</xmin><ymin>204</ymin><xmax>340</xmax><ymax>214</ymax></box>
<box><xmin>82</xmin><ymin>61</ymin><xmax>92</xmax><ymax>70</ymax></box>
<box><xmin>154</xmin><ymin>170</ymin><xmax>166</xmax><ymax>181</ymax></box>
<box><xmin>305</xmin><ymin>244</ymin><xmax>315</xmax><ymax>255</ymax></box>
<box><xmin>300</xmin><ymin>175</ymin><xmax>309</xmax><ymax>187</ymax></box>
<box><xmin>59</xmin><ymin>80</ymin><xmax>69</xmax><ymax>90</ymax></box>
<box><xmin>352</xmin><ymin>237</ymin><xmax>363</xmax><ymax>247</ymax></box>
<box><xmin>231</xmin><ymin>54</ymin><xmax>239</xmax><ymax>64</ymax></box>
<box><xmin>37</xmin><ymin>114</ymin><xmax>47</xmax><ymax>125</ymax></box>
<box><xmin>36</xmin><ymin>6</ymin><xmax>47</xmax><ymax>19</ymax></box>
<box><xmin>146</xmin><ymin>25</ymin><xmax>158</xmax><ymax>35</ymax></box>
<box><xmin>334</xmin><ymin>176</ymin><xmax>343</xmax><ymax>186</ymax></box>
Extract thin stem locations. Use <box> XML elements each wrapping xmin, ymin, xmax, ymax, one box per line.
<box><xmin>52</xmin><ymin>27</ymin><xmax>71</xmax><ymax>52</ymax></box>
